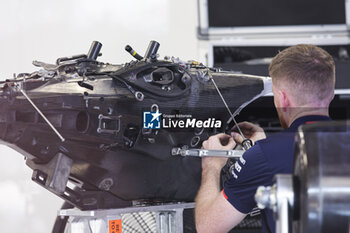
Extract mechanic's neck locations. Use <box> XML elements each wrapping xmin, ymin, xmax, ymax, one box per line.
<box><xmin>286</xmin><ymin>106</ymin><xmax>329</xmax><ymax>128</ymax></box>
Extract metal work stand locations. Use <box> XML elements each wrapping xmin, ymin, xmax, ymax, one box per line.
<box><xmin>58</xmin><ymin>202</ymin><xmax>195</xmax><ymax>233</ymax></box>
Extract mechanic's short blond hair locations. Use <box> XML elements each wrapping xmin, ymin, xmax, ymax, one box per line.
<box><xmin>269</xmin><ymin>44</ymin><xmax>335</xmax><ymax>104</ymax></box>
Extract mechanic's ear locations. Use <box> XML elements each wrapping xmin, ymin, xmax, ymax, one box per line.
<box><xmin>279</xmin><ymin>90</ymin><xmax>290</xmax><ymax>112</ymax></box>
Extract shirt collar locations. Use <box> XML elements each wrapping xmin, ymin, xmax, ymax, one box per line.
<box><xmin>286</xmin><ymin>115</ymin><xmax>331</xmax><ymax>132</ymax></box>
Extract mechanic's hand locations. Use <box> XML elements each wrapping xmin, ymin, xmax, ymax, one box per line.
<box><xmin>201</xmin><ymin>133</ymin><xmax>236</xmax><ymax>171</ymax></box>
<box><xmin>231</xmin><ymin>121</ymin><xmax>266</xmax><ymax>145</ymax></box>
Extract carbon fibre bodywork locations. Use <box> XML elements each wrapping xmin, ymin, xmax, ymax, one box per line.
<box><xmin>0</xmin><ymin>41</ymin><xmax>271</xmax><ymax>210</ymax></box>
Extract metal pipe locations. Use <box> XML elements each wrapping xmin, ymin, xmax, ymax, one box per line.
<box><xmin>20</xmin><ymin>88</ymin><xmax>65</xmax><ymax>142</ymax></box>
<box><xmin>144</xmin><ymin>40</ymin><xmax>160</xmax><ymax>61</ymax></box>
<box><xmin>87</xmin><ymin>41</ymin><xmax>102</xmax><ymax>60</ymax></box>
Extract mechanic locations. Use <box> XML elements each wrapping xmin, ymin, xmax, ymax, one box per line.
<box><xmin>195</xmin><ymin>44</ymin><xmax>335</xmax><ymax>233</ymax></box>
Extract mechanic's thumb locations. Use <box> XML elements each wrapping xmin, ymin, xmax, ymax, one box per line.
<box><xmin>231</xmin><ymin>132</ymin><xmax>244</xmax><ymax>144</ymax></box>
<box><xmin>225</xmin><ymin>137</ymin><xmax>236</xmax><ymax>149</ymax></box>
<box><xmin>216</xmin><ymin>133</ymin><xmax>230</xmax><ymax>139</ymax></box>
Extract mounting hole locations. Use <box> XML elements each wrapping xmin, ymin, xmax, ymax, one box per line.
<box><xmin>190</xmin><ymin>136</ymin><xmax>201</xmax><ymax>147</ymax></box>
<box><xmin>98</xmin><ymin>178</ymin><xmax>114</xmax><ymax>191</ymax></box>
<box><xmin>76</xmin><ymin>111</ymin><xmax>89</xmax><ymax>132</ymax></box>
<box><xmin>135</xmin><ymin>91</ymin><xmax>144</xmax><ymax>101</ymax></box>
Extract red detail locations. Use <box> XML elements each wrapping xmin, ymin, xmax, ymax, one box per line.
<box><xmin>222</xmin><ymin>190</ymin><xmax>228</xmax><ymax>200</ymax></box>
<box><xmin>306</xmin><ymin>121</ymin><xmax>319</xmax><ymax>125</ymax></box>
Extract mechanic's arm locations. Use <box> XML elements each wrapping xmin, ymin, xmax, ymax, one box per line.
<box><xmin>195</xmin><ymin>133</ymin><xmax>246</xmax><ymax>233</ymax></box>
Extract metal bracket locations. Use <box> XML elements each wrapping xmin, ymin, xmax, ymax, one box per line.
<box><xmin>97</xmin><ymin>114</ymin><xmax>121</xmax><ymax>135</ymax></box>
<box><xmin>172</xmin><ymin>147</ymin><xmax>244</xmax><ymax>158</ymax></box>
<box><xmin>28</xmin><ymin>152</ymin><xmax>73</xmax><ymax>194</ymax></box>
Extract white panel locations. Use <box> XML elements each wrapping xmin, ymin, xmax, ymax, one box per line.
<box><xmin>0</xmin><ymin>1</ymin><xmax>198</xmax><ymax>233</ymax></box>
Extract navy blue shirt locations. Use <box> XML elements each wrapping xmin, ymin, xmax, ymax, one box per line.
<box><xmin>223</xmin><ymin>115</ymin><xmax>331</xmax><ymax>233</ymax></box>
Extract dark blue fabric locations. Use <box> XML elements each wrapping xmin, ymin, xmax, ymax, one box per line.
<box><xmin>223</xmin><ymin>115</ymin><xmax>331</xmax><ymax>233</ymax></box>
